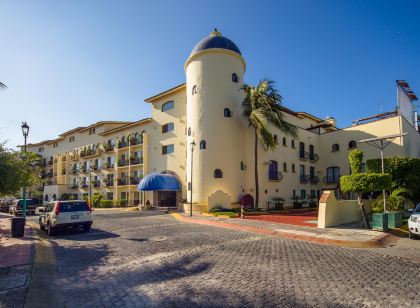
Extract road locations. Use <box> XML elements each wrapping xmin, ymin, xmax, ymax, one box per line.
<box><xmin>27</xmin><ymin>210</ymin><xmax>419</xmax><ymax>307</ymax></box>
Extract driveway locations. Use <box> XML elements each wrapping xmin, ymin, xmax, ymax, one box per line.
<box><xmin>26</xmin><ymin>210</ymin><xmax>419</xmax><ymax>307</ymax></box>
<box><xmin>245</xmin><ymin>210</ymin><xmax>318</xmax><ymax>227</ymax></box>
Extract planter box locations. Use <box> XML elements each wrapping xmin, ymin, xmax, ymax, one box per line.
<box><xmin>387</xmin><ymin>211</ymin><xmax>403</xmax><ymax>229</ymax></box>
<box><xmin>372</xmin><ymin>213</ymin><xmax>389</xmax><ymax>232</ymax></box>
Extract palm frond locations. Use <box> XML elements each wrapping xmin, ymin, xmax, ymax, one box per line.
<box><xmin>0</xmin><ymin>82</ymin><xmax>7</xmax><ymax>90</ymax></box>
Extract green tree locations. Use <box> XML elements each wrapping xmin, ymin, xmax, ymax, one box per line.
<box><xmin>92</xmin><ymin>193</ymin><xmax>103</xmax><ymax>208</ymax></box>
<box><xmin>340</xmin><ymin>149</ymin><xmax>392</xmax><ymax>228</ymax></box>
<box><xmin>242</xmin><ymin>79</ymin><xmax>297</xmax><ymax>209</ymax></box>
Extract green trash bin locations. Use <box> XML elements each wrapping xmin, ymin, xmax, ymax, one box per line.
<box><xmin>372</xmin><ymin>213</ymin><xmax>388</xmax><ymax>232</ymax></box>
<box><xmin>388</xmin><ymin>211</ymin><xmax>403</xmax><ymax>228</ymax></box>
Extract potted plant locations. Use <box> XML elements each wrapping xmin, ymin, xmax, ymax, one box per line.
<box><xmin>272</xmin><ymin>197</ymin><xmax>285</xmax><ymax>210</ymax></box>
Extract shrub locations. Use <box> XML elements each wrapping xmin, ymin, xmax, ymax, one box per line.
<box><xmin>340</xmin><ymin>173</ymin><xmax>392</xmax><ymax>194</ymax></box>
<box><xmin>292</xmin><ymin>196</ymin><xmax>302</xmax><ymax>209</ymax></box>
<box><xmin>117</xmin><ymin>199</ymin><xmax>128</xmax><ymax>207</ymax></box>
<box><xmin>99</xmin><ymin>200</ymin><xmax>113</xmax><ymax>208</ymax></box>
<box><xmin>349</xmin><ymin>149</ymin><xmax>363</xmax><ymax>174</ymax></box>
<box><xmin>92</xmin><ymin>193</ymin><xmax>103</xmax><ymax>208</ymax></box>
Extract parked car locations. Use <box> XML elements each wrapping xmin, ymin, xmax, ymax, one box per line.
<box><xmin>408</xmin><ymin>204</ymin><xmax>420</xmax><ymax>239</ymax></box>
<box><xmin>9</xmin><ymin>199</ymin><xmax>37</xmax><ymax>216</ymax></box>
<box><xmin>39</xmin><ymin>200</ymin><xmax>92</xmax><ymax>236</ymax></box>
<box><xmin>0</xmin><ymin>199</ymin><xmax>12</xmax><ymax>213</ymax></box>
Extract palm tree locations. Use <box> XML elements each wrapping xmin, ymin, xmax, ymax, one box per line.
<box><xmin>0</xmin><ymin>82</ymin><xmax>6</xmax><ymax>90</ymax></box>
<box><xmin>242</xmin><ymin>79</ymin><xmax>297</xmax><ymax>209</ymax></box>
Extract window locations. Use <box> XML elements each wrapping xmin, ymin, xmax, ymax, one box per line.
<box><xmin>38</xmin><ymin>147</ymin><xmax>44</xmax><ymax>152</ymax></box>
<box><xmin>292</xmin><ymin>163</ymin><xmax>296</xmax><ymax>173</ymax></box>
<box><xmin>299</xmin><ymin>165</ymin><xmax>305</xmax><ymax>177</ymax></box>
<box><xmin>332</xmin><ymin>144</ymin><xmax>340</xmax><ymax>152</ymax></box>
<box><xmin>188</xmin><ymin>127</ymin><xmax>191</xmax><ymax>136</ymax></box>
<box><xmin>291</xmin><ymin>139</ymin><xmax>295</xmax><ymax>148</ymax></box>
<box><xmin>106</xmin><ymin>192</ymin><xmax>113</xmax><ymax>200</ymax></box>
<box><xmin>310</xmin><ymin>166</ymin><xmax>315</xmax><ymax>179</ymax></box>
<box><xmin>232</xmin><ymin>73</ymin><xmax>238</xmax><ymax>83</ymax></box>
<box><xmin>200</xmin><ymin>140</ymin><xmax>206</xmax><ymax>150</ymax></box>
<box><xmin>188</xmin><ymin>182</ymin><xmax>191</xmax><ymax>191</ymax></box>
<box><xmin>240</xmin><ymin>161</ymin><xmax>246</xmax><ymax>171</ymax></box>
<box><xmin>162</xmin><ymin>144</ymin><xmax>174</xmax><ymax>155</ymax></box>
<box><xmin>162</xmin><ymin>123</ymin><xmax>174</xmax><ymax>133</ymax></box>
<box><xmin>192</xmin><ymin>85</ymin><xmax>197</xmax><ymax>95</ymax></box>
<box><xmin>53</xmin><ymin>142</ymin><xmax>58</xmax><ymax>148</ymax></box>
<box><xmin>283</xmin><ymin>137</ymin><xmax>286</xmax><ymax>146</ymax></box>
<box><xmin>283</xmin><ymin>162</ymin><xmax>287</xmax><ymax>172</ymax></box>
<box><xmin>326</xmin><ymin>167</ymin><xmax>340</xmax><ymax>183</ymax></box>
<box><xmin>214</xmin><ymin>169</ymin><xmax>223</xmax><ymax>178</ymax></box>
<box><xmin>224</xmin><ymin>108</ymin><xmax>232</xmax><ymax>117</ymax></box>
<box><xmin>299</xmin><ymin>142</ymin><xmax>305</xmax><ymax>159</ymax></box>
<box><xmin>293</xmin><ymin>190</ymin><xmax>296</xmax><ymax>198</ymax></box>
<box><xmin>89</xmin><ymin>128</ymin><xmax>96</xmax><ymax>135</ymax></box>
<box><xmin>273</xmin><ymin>135</ymin><xmax>277</xmax><ymax>143</ymax></box>
<box><xmin>310</xmin><ymin>190</ymin><xmax>316</xmax><ymax>199</ymax></box>
<box><xmin>269</xmin><ymin>160</ymin><xmax>278</xmax><ymax>180</ymax></box>
<box><xmin>161</xmin><ymin>101</ymin><xmax>174</xmax><ymax>112</ymax></box>
<box><xmin>300</xmin><ymin>190</ymin><xmax>306</xmax><ymax>199</ymax></box>
<box><xmin>348</xmin><ymin>140</ymin><xmax>357</xmax><ymax>149</ymax></box>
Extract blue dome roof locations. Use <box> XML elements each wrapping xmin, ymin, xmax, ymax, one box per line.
<box><xmin>137</xmin><ymin>173</ymin><xmax>181</xmax><ymax>191</ymax></box>
<box><xmin>191</xmin><ymin>29</ymin><xmax>241</xmax><ymax>56</ymax></box>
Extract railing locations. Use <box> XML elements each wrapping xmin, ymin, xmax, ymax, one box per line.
<box><xmin>130</xmin><ymin>178</ymin><xmax>140</xmax><ymax>185</ymax></box>
<box><xmin>37</xmin><ymin>186</ymin><xmax>44</xmax><ymax>191</ymax></box>
<box><xmin>309</xmin><ymin>153</ymin><xmax>319</xmax><ymax>162</ymax></box>
<box><xmin>92</xmin><ymin>165</ymin><xmax>100</xmax><ymax>171</ymax></box>
<box><xmin>53</xmin><ymin>159</ymin><xmax>57</xmax><ymax>163</ymax></box>
<box><xmin>118</xmin><ymin>142</ymin><xmax>128</xmax><ymax>149</ymax></box>
<box><xmin>323</xmin><ymin>176</ymin><xmax>340</xmax><ymax>184</ymax></box>
<box><xmin>130</xmin><ymin>157</ymin><xmax>143</xmax><ymax>165</ymax></box>
<box><xmin>71</xmin><ymin>184</ymin><xmax>78</xmax><ymax>189</ymax></box>
<box><xmin>299</xmin><ymin>151</ymin><xmax>309</xmax><ymax>160</ymax></box>
<box><xmin>300</xmin><ymin>175</ymin><xmax>310</xmax><ymax>184</ymax></box>
<box><xmin>104</xmin><ymin>144</ymin><xmax>114</xmax><ymax>152</ymax></box>
<box><xmin>118</xmin><ymin>160</ymin><xmax>128</xmax><ymax>167</ymax></box>
<box><xmin>40</xmin><ymin>173</ymin><xmax>47</xmax><ymax>179</ymax></box>
<box><xmin>268</xmin><ymin>171</ymin><xmax>283</xmax><ymax>181</ymax></box>
<box><xmin>80</xmin><ymin>149</ymin><xmax>98</xmax><ymax>158</ymax></box>
<box><xmin>81</xmin><ymin>184</ymin><xmax>88</xmax><ymax>188</ymax></box>
<box><xmin>93</xmin><ymin>182</ymin><xmax>100</xmax><ymax>188</ymax></box>
<box><xmin>130</xmin><ymin>138</ymin><xmax>143</xmax><ymax>146</ymax></box>
<box><xmin>106</xmin><ymin>181</ymin><xmax>114</xmax><ymax>187</ymax></box>
<box><xmin>309</xmin><ymin>176</ymin><xmax>320</xmax><ymax>184</ymax></box>
<box><xmin>103</xmin><ymin>163</ymin><xmax>114</xmax><ymax>169</ymax></box>
<box><xmin>117</xmin><ymin>179</ymin><xmax>128</xmax><ymax>186</ymax></box>
<box><xmin>81</xmin><ymin>166</ymin><xmax>87</xmax><ymax>173</ymax></box>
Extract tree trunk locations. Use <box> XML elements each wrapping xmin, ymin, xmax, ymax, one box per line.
<box><xmin>254</xmin><ymin>129</ymin><xmax>259</xmax><ymax>210</ymax></box>
<box><xmin>357</xmin><ymin>193</ymin><xmax>370</xmax><ymax>229</ymax></box>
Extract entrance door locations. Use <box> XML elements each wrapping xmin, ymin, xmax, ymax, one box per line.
<box><xmin>157</xmin><ymin>191</ymin><xmax>177</xmax><ymax>207</ymax></box>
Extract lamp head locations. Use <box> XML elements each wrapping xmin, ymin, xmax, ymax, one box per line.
<box><xmin>190</xmin><ymin>140</ymin><xmax>196</xmax><ymax>151</ymax></box>
<box><xmin>21</xmin><ymin>121</ymin><xmax>29</xmax><ymax>138</ymax></box>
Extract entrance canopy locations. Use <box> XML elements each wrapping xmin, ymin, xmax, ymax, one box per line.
<box><xmin>137</xmin><ymin>173</ymin><xmax>181</xmax><ymax>191</ymax></box>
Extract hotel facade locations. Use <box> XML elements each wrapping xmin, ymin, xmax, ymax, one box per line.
<box><xmin>24</xmin><ymin>30</ymin><xmax>420</xmax><ymax>211</ymax></box>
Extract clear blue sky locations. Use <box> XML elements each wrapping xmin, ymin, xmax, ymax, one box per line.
<box><xmin>1</xmin><ymin>0</ymin><xmax>419</xmax><ymax>149</ymax></box>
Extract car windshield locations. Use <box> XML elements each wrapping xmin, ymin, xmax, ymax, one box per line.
<box><xmin>415</xmin><ymin>204</ymin><xmax>420</xmax><ymax>213</ymax></box>
<box><xmin>17</xmin><ymin>200</ymin><xmax>34</xmax><ymax>207</ymax></box>
<box><xmin>59</xmin><ymin>202</ymin><xmax>89</xmax><ymax>212</ymax></box>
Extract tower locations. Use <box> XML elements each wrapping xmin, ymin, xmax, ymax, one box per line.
<box><xmin>185</xmin><ymin>29</ymin><xmax>246</xmax><ymax>209</ymax></box>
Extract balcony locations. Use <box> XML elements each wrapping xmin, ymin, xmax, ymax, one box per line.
<box><xmin>80</xmin><ymin>149</ymin><xmax>99</xmax><ymax>158</ymax></box>
<box><xmin>130</xmin><ymin>177</ymin><xmax>140</xmax><ymax>185</ymax></box>
<box><xmin>309</xmin><ymin>176</ymin><xmax>320</xmax><ymax>185</ymax></box>
<box><xmin>71</xmin><ymin>184</ymin><xmax>79</xmax><ymax>189</ymax></box>
<box><xmin>81</xmin><ymin>183</ymin><xmax>88</xmax><ymax>189</ymax></box>
<box><xmin>299</xmin><ymin>151</ymin><xmax>309</xmax><ymax>161</ymax></box>
<box><xmin>130</xmin><ymin>157</ymin><xmax>143</xmax><ymax>165</ymax></box>
<box><xmin>81</xmin><ymin>166</ymin><xmax>87</xmax><ymax>173</ymax></box>
<box><xmin>118</xmin><ymin>160</ymin><xmax>128</xmax><ymax>167</ymax></box>
<box><xmin>118</xmin><ymin>142</ymin><xmax>129</xmax><ymax>149</ymax></box>
<box><xmin>71</xmin><ymin>154</ymin><xmax>79</xmax><ymax>161</ymax></box>
<box><xmin>103</xmin><ymin>144</ymin><xmax>114</xmax><ymax>152</ymax></box>
<box><xmin>106</xmin><ymin>181</ymin><xmax>114</xmax><ymax>187</ymax></box>
<box><xmin>117</xmin><ymin>178</ymin><xmax>128</xmax><ymax>186</ymax></box>
<box><xmin>93</xmin><ymin>182</ymin><xmax>100</xmax><ymax>188</ymax></box>
<box><xmin>92</xmin><ymin>165</ymin><xmax>100</xmax><ymax>171</ymax></box>
<box><xmin>103</xmin><ymin>162</ymin><xmax>114</xmax><ymax>170</ymax></box>
<box><xmin>309</xmin><ymin>153</ymin><xmax>319</xmax><ymax>162</ymax></box>
<box><xmin>129</xmin><ymin>138</ymin><xmax>143</xmax><ymax>147</ymax></box>
<box><xmin>71</xmin><ymin>169</ymin><xmax>78</xmax><ymax>175</ymax></box>
<box><xmin>300</xmin><ymin>175</ymin><xmax>310</xmax><ymax>184</ymax></box>
<box><xmin>268</xmin><ymin>171</ymin><xmax>283</xmax><ymax>181</ymax></box>
<box><xmin>323</xmin><ymin>176</ymin><xmax>340</xmax><ymax>184</ymax></box>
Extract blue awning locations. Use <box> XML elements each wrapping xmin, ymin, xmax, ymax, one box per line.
<box><xmin>137</xmin><ymin>173</ymin><xmax>181</xmax><ymax>191</ymax></box>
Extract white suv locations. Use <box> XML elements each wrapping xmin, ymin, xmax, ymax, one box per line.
<box><xmin>408</xmin><ymin>203</ymin><xmax>420</xmax><ymax>239</ymax></box>
<box><xmin>39</xmin><ymin>200</ymin><xmax>93</xmax><ymax>236</ymax></box>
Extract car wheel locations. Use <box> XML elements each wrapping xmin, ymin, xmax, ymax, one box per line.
<box><xmin>39</xmin><ymin>219</ymin><xmax>45</xmax><ymax>231</ymax></box>
<box><xmin>47</xmin><ymin>223</ymin><xmax>55</xmax><ymax>236</ymax></box>
<box><xmin>83</xmin><ymin>224</ymin><xmax>91</xmax><ymax>232</ymax></box>
<box><xmin>409</xmin><ymin>231</ymin><xmax>417</xmax><ymax>239</ymax></box>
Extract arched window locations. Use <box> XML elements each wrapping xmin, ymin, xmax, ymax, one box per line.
<box><xmin>188</xmin><ymin>127</ymin><xmax>191</xmax><ymax>136</ymax></box>
<box><xmin>214</xmin><ymin>169</ymin><xmax>223</xmax><ymax>178</ymax></box>
<box><xmin>161</xmin><ymin>101</ymin><xmax>174</xmax><ymax>112</ymax></box>
<box><xmin>162</xmin><ymin>123</ymin><xmax>174</xmax><ymax>133</ymax></box>
<box><xmin>224</xmin><ymin>108</ymin><xmax>232</xmax><ymax>117</ymax></box>
<box><xmin>269</xmin><ymin>160</ymin><xmax>278</xmax><ymax>180</ymax></box>
<box><xmin>200</xmin><ymin>140</ymin><xmax>206</xmax><ymax>150</ymax></box>
<box><xmin>44</xmin><ymin>194</ymin><xmax>49</xmax><ymax>201</ymax></box>
<box><xmin>192</xmin><ymin>85</ymin><xmax>197</xmax><ymax>95</ymax></box>
<box><xmin>348</xmin><ymin>140</ymin><xmax>357</xmax><ymax>149</ymax></box>
<box><xmin>52</xmin><ymin>194</ymin><xmax>57</xmax><ymax>200</ymax></box>
<box><xmin>232</xmin><ymin>73</ymin><xmax>238</xmax><ymax>83</ymax></box>
<box><xmin>332</xmin><ymin>144</ymin><xmax>340</xmax><ymax>152</ymax></box>
<box><xmin>283</xmin><ymin>162</ymin><xmax>287</xmax><ymax>172</ymax></box>
<box><xmin>273</xmin><ymin>135</ymin><xmax>278</xmax><ymax>143</ymax></box>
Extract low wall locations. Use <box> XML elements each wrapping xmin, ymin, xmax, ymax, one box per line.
<box><xmin>318</xmin><ymin>191</ymin><xmax>362</xmax><ymax>228</ymax></box>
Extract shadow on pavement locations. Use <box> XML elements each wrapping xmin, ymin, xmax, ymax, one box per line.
<box><xmin>49</xmin><ymin>227</ymin><xmax>120</xmax><ymax>241</ymax></box>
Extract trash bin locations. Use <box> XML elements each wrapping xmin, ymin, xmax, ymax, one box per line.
<box><xmin>11</xmin><ymin>217</ymin><xmax>26</xmax><ymax>238</ymax></box>
<box><xmin>388</xmin><ymin>211</ymin><xmax>403</xmax><ymax>229</ymax></box>
<box><xmin>372</xmin><ymin>213</ymin><xmax>388</xmax><ymax>232</ymax></box>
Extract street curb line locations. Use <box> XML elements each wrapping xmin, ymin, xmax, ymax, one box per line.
<box><xmin>170</xmin><ymin>214</ymin><xmax>397</xmax><ymax>248</ymax></box>
<box><xmin>25</xmin><ymin>220</ymin><xmax>63</xmax><ymax>308</ymax></box>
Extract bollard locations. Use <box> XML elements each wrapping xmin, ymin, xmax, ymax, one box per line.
<box><xmin>241</xmin><ymin>205</ymin><xmax>244</xmax><ymax>219</ymax></box>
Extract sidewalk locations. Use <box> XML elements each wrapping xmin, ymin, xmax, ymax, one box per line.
<box><xmin>0</xmin><ymin>214</ymin><xmax>35</xmax><ymax>307</ymax></box>
<box><xmin>172</xmin><ymin>213</ymin><xmax>397</xmax><ymax>248</ymax></box>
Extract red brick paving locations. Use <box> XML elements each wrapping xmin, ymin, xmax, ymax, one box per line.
<box><xmin>245</xmin><ymin>210</ymin><xmax>319</xmax><ymax>227</ymax></box>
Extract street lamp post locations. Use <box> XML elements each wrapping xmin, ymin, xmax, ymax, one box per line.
<box><xmin>190</xmin><ymin>140</ymin><xmax>196</xmax><ymax>217</ymax></box>
<box><xmin>89</xmin><ymin>166</ymin><xmax>92</xmax><ymax>206</ymax></box>
<box><xmin>21</xmin><ymin>122</ymin><xmax>29</xmax><ymax>218</ymax></box>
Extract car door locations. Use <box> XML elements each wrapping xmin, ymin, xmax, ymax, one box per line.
<box><xmin>41</xmin><ymin>203</ymin><xmax>52</xmax><ymax>226</ymax></box>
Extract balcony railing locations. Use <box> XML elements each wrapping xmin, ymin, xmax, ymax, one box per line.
<box><xmin>309</xmin><ymin>176</ymin><xmax>320</xmax><ymax>185</ymax></box>
<box><xmin>81</xmin><ymin>184</ymin><xmax>88</xmax><ymax>188</ymax></box>
<box><xmin>118</xmin><ymin>160</ymin><xmax>128</xmax><ymax>167</ymax></box>
<box><xmin>130</xmin><ymin>138</ymin><xmax>143</xmax><ymax>146</ymax></box>
<box><xmin>92</xmin><ymin>165</ymin><xmax>100</xmax><ymax>171</ymax></box>
<box><xmin>118</xmin><ymin>142</ymin><xmax>128</xmax><ymax>149</ymax></box>
<box><xmin>40</xmin><ymin>173</ymin><xmax>47</xmax><ymax>179</ymax></box>
<box><xmin>117</xmin><ymin>179</ymin><xmax>128</xmax><ymax>186</ymax></box>
<box><xmin>103</xmin><ymin>162</ymin><xmax>114</xmax><ymax>169</ymax></box>
<box><xmin>81</xmin><ymin>166</ymin><xmax>87</xmax><ymax>173</ymax></box>
<box><xmin>103</xmin><ymin>144</ymin><xmax>114</xmax><ymax>152</ymax></box>
<box><xmin>130</xmin><ymin>178</ymin><xmax>140</xmax><ymax>185</ymax></box>
<box><xmin>323</xmin><ymin>176</ymin><xmax>340</xmax><ymax>184</ymax></box>
<box><xmin>300</xmin><ymin>175</ymin><xmax>310</xmax><ymax>184</ymax></box>
<box><xmin>299</xmin><ymin>151</ymin><xmax>309</xmax><ymax>161</ymax></box>
<box><xmin>130</xmin><ymin>157</ymin><xmax>143</xmax><ymax>165</ymax></box>
<box><xmin>309</xmin><ymin>153</ymin><xmax>319</xmax><ymax>162</ymax></box>
<box><xmin>71</xmin><ymin>184</ymin><xmax>78</xmax><ymax>189</ymax></box>
<box><xmin>93</xmin><ymin>182</ymin><xmax>100</xmax><ymax>188</ymax></box>
<box><xmin>106</xmin><ymin>181</ymin><xmax>114</xmax><ymax>187</ymax></box>
<box><xmin>80</xmin><ymin>149</ymin><xmax>98</xmax><ymax>158</ymax></box>
<box><xmin>268</xmin><ymin>171</ymin><xmax>283</xmax><ymax>181</ymax></box>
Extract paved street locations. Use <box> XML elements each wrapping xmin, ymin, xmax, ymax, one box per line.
<box><xmin>27</xmin><ymin>211</ymin><xmax>419</xmax><ymax>308</ymax></box>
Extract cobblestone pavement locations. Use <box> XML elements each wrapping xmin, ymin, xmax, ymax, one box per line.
<box><xmin>30</xmin><ymin>211</ymin><xmax>420</xmax><ymax>307</ymax></box>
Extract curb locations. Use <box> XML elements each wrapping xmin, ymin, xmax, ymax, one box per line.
<box><xmin>25</xmin><ymin>220</ymin><xmax>63</xmax><ymax>308</ymax></box>
<box><xmin>170</xmin><ymin>214</ymin><xmax>397</xmax><ymax>248</ymax></box>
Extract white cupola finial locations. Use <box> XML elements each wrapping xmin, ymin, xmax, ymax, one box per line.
<box><xmin>210</xmin><ymin>28</ymin><xmax>222</xmax><ymax>37</ymax></box>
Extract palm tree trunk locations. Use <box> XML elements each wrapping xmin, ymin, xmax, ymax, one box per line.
<box><xmin>254</xmin><ymin>128</ymin><xmax>259</xmax><ymax>209</ymax></box>
<box><xmin>357</xmin><ymin>193</ymin><xmax>370</xmax><ymax>229</ymax></box>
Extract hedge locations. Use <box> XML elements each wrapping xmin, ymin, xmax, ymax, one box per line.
<box><xmin>366</xmin><ymin>157</ymin><xmax>420</xmax><ymax>201</ymax></box>
<box><xmin>99</xmin><ymin>200</ymin><xmax>113</xmax><ymax>208</ymax></box>
<box><xmin>340</xmin><ymin>173</ymin><xmax>392</xmax><ymax>193</ymax></box>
